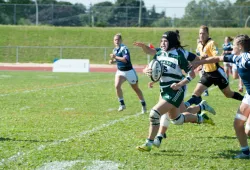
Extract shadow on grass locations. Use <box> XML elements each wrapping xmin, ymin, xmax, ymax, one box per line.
<box><xmin>207</xmin><ymin>136</ymin><xmax>237</xmax><ymax>140</ymax></box>
<box><xmin>0</xmin><ymin>137</ymin><xmax>53</xmax><ymax>142</ymax></box>
<box><xmin>213</xmin><ymin>150</ymin><xmax>240</xmax><ymax>159</ymax></box>
<box><xmin>151</xmin><ymin>149</ymin><xmax>184</xmax><ymax>157</ymax></box>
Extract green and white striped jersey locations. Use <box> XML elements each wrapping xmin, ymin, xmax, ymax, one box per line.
<box><xmin>153</xmin><ymin>49</ymin><xmax>190</xmax><ymax>88</ymax></box>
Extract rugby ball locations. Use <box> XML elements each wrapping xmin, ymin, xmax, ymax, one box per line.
<box><xmin>148</xmin><ymin>59</ymin><xmax>163</xmax><ymax>82</ymax></box>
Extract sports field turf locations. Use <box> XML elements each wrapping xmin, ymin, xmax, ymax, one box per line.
<box><xmin>0</xmin><ymin>71</ymin><xmax>249</xmax><ymax>169</ymax></box>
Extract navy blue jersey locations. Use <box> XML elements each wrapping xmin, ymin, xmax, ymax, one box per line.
<box><xmin>112</xmin><ymin>44</ymin><xmax>133</xmax><ymax>71</ymax></box>
<box><xmin>224</xmin><ymin>53</ymin><xmax>250</xmax><ymax>95</ymax></box>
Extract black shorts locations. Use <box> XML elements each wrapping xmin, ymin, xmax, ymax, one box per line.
<box><xmin>199</xmin><ymin>67</ymin><xmax>229</xmax><ymax>90</ymax></box>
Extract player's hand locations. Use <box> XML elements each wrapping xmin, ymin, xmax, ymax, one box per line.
<box><xmin>143</xmin><ymin>65</ymin><xmax>152</xmax><ymax>76</ymax></box>
<box><xmin>133</xmin><ymin>42</ymin><xmax>145</xmax><ymax>48</ymax></box>
<box><xmin>148</xmin><ymin>81</ymin><xmax>154</xmax><ymax>88</ymax></box>
<box><xmin>110</xmin><ymin>54</ymin><xmax>116</xmax><ymax>59</ymax></box>
<box><xmin>170</xmin><ymin>83</ymin><xmax>180</xmax><ymax>90</ymax></box>
<box><xmin>109</xmin><ymin>59</ymin><xmax>113</xmax><ymax>64</ymax></box>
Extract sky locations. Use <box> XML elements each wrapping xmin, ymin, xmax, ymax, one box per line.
<box><xmin>60</xmin><ymin>0</ymin><xmax>236</xmax><ymax>18</ymax></box>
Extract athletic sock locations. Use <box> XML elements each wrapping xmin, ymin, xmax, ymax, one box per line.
<box><xmin>186</xmin><ymin>95</ymin><xmax>202</xmax><ymax>106</ymax></box>
<box><xmin>232</xmin><ymin>92</ymin><xmax>244</xmax><ymax>101</ymax></box>
<box><xmin>156</xmin><ymin>134</ymin><xmax>164</xmax><ymax>142</ymax></box>
<box><xmin>197</xmin><ymin>114</ymin><xmax>203</xmax><ymax>123</ymax></box>
<box><xmin>118</xmin><ymin>98</ymin><xmax>125</xmax><ymax>105</ymax></box>
<box><xmin>140</xmin><ymin>100</ymin><xmax>146</xmax><ymax>106</ymax></box>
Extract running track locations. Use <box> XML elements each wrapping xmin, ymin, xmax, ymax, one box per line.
<box><xmin>0</xmin><ymin>63</ymin><xmax>146</xmax><ymax>73</ymax></box>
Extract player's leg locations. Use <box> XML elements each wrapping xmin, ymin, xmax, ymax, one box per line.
<box><xmin>245</xmin><ymin>115</ymin><xmax>250</xmax><ymax>137</ymax></box>
<box><xmin>187</xmin><ymin>100</ymin><xmax>216</xmax><ymax>115</ymax></box>
<box><xmin>181</xmin><ymin>111</ymin><xmax>214</xmax><ymax>125</ymax></box>
<box><xmin>127</xmin><ymin>69</ymin><xmax>147</xmax><ymax>113</ymax></box>
<box><xmin>216</xmin><ymin>67</ymin><xmax>243</xmax><ymax>101</ymax></box>
<box><xmin>233</xmin><ymin>100</ymin><xmax>250</xmax><ymax>159</ymax></box>
<box><xmin>115</xmin><ymin>70</ymin><xmax>127</xmax><ymax>111</ymax></box>
<box><xmin>220</xmin><ymin>85</ymin><xmax>243</xmax><ymax>101</ymax></box>
<box><xmin>185</xmin><ymin>83</ymin><xmax>207</xmax><ymax>107</ymax></box>
<box><xmin>153</xmin><ymin>113</ymin><xmax>170</xmax><ymax>148</ymax></box>
<box><xmin>238</xmin><ymin>77</ymin><xmax>244</xmax><ymax>93</ymax></box>
<box><xmin>199</xmin><ymin>70</ymin><xmax>209</xmax><ymax>96</ymax></box>
<box><xmin>136</xmin><ymin>98</ymin><xmax>175</xmax><ymax>151</ymax></box>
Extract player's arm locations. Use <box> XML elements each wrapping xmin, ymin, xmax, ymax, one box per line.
<box><xmin>171</xmin><ymin>69</ymin><xmax>195</xmax><ymax>90</ymax></box>
<box><xmin>133</xmin><ymin>42</ymin><xmax>157</xmax><ymax>56</ymax></box>
<box><xmin>191</xmin><ymin>56</ymin><xmax>224</xmax><ymax>69</ymax></box>
<box><xmin>171</xmin><ymin>55</ymin><xmax>196</xmax><ymax>90</ymax></box>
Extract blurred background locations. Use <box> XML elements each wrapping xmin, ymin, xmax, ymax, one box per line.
<box><xmin>0</xmin><ymin>0</ymin><xmax>249</xmax><ymax>27</ymax></box>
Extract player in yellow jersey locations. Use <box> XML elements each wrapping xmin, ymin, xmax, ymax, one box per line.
<box><xmin>185</xmin><ymin>25</ymin><xmax>243</xmax><ymax>108</ymax></box>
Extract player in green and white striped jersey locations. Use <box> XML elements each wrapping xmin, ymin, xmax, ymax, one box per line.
<box><xmin>136</xmin><ymin>31</ymin><xmax>214</xmax><ymax>152</ymax></box>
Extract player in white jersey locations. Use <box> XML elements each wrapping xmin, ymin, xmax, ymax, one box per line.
<box><xmin>136</xmin><ymin>31</ymin><xmax>214</xmax><ymax>152</ymax></box>
<box><xmin>191</xmin><ymin>34</ymin><xmax>250</xmax><ymax>159</ymax></box>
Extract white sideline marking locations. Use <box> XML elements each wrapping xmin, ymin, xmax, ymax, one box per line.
<box><xmin>64</xmin><ymin>108</ymin><xmax>75</xmax><ymax>111</ymax></box>
<box><xmin>86</xmin><ymin>160</ymin><xmax>121</xmax><ymax>170</ymax></box>
<box><xmin>0</xmin><ymin>80</ymin><xmax>112</xmax><ymax>97</ymax></box>
<box><xmin>0</xmin><ymin>112</ymin><xmax>142</xmax><ymax>166</ymax></box>
<box><xmin>20</xmin><ymin>106</ymin><xmax>31</xmax><ymax>111</ymax></box>
<box><xmin>0</xmin><ymin>75</ymin><xmax>12</xmax><ymax>79</ymax></box>
<box><xmin>37</xmin><ymin>160</ymin><xmax>84</xmax><ymax>170</ymax></box>
<box><xmin>107</xmin><ymin>108</ymin><xmax>116</xmax><ymax>112</ymax></box>
<box><xmin>37</xmin><ymin>160</ymin><xmax>121</xmax><ymax>170</ymax></box>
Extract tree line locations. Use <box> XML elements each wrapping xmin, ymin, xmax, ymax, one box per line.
<box><xmin>0</xmin><ymin>0</ymin><xmax>250</xmax><ymax>27</ymax></box>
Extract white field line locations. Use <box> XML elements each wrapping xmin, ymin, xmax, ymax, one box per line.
<box><xmin>0</xmin><ymin>112</ymin><xmax>143</xmax><ymax>166</ymax></box>
<box><xmin>0</xmin><ymin>79</ymin><xmax>238</xmax><ymax>167</ymax></box>
<box><xmin>0</xmin><ymin>80</ymin><xmax>112</xmax><ymax>97</ymax></box>
<box><xmin>37</xmin><ymin>160</ymin><xmax>121</xmax><ymax>170</ymax></box>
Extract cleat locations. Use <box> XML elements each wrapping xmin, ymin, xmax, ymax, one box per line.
<box><xmin>203</xmin><ymin>90</ymin><xmax>209</xmax><ymax>96</ymax></box>
<box><xmin>141</xmin><ymin>106</ymin><xmax>147</xmax><ymax>114</ymax></box>
<box><xmin>201</xmin><ymin>112</ymin><xmax>215</xmax><ymax>125</ymax></box>
<box><xmin>136</xmin><ymin>143</ymin><xmax>152</xmax><ymax>152</ymax></box>
<box><xmin>118</xmin><ymin>105</ymin><xmax>126</xmax><ymax>111</ymax></box>
<box><xmin>200</xmin><ymin>100</ymin><xmax>216</xmax><ymax>115</ymax></box>
<box><xmin>233</xmin><ymin>152</ymin><xmax>250</xmax><ymax>159</ymax></box>
<box><xmin>153</xmin><ymin>137</ymin><xmax>162</xmax><ymax>148</ymax></box>
<box><xmin>163</xmin><ymin>133</ymin><xmax>167</xmax><ymax>139</ymax></box>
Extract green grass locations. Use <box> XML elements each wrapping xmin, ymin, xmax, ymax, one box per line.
<box><xmin>0</xmin><ymin>71</ymin><xmax>249</xmax><ymax>169</ymax></box>
<box><xmin>1</xmin><ymin>26</ymin><xmax>250</xmax><ymax>64</ymax></box>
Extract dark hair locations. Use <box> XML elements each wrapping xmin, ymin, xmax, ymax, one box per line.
<box><xmin>162</xmin><ymin>30</ymin><xmax>185</xmax><ymax>50</ymax></box>
<box><xmin>226</xmin><ymin>36</ymin><xmax>234</xmax><ymax>42</ymax></box>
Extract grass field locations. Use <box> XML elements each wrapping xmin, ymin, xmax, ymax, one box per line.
<box><xmin>1</xmin><ymin>26</ymin><xmax>250</xmax><ymax>64</ymax></box>
<box><xmin>0</xmin><ymin>70</ymin><xmax>249</xmax><ymax>169</ymax></box>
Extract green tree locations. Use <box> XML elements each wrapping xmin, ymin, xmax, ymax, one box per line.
<box><xmin>181</xmin><ymin>0</ymin><xmax>236</xmax><ymax>27</ymax></box>
<box><xmin>90</xmin><ymin>1</ymin><xmax>114</xmax><ymax>27</ymax></box>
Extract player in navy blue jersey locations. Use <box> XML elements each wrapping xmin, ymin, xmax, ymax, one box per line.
<box><xmin>223</xmin><ymin>36</ymin><xmax>245</xmax><ymax>93</ymax></box>
<box><xmin>109</xmin><ymin>33</ymin><xmax>147</xmax><ymax>113</ymax></box>
<box><xmin>192</xmin><ymin>34</ymin><xmax>250</xmax><ymax>159</ymax></box>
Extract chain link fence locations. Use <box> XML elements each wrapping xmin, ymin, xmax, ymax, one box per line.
<box><xmin>0</xmin><ymin>4</ymin><xmax>250</xmax><ymax>27</ymax></box>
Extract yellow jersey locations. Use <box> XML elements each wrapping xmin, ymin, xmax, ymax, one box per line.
<box><xmin>197</xmin><ymin>38</ymin><xmax>219</xmax><ymax>72</ymax></box>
